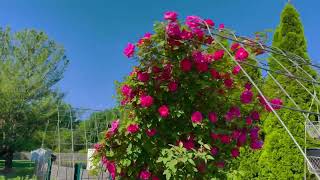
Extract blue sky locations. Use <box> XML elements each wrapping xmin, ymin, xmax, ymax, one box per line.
<box><xmin>0</xmin><ymin>0</ymin><xmax>319</xmax><ymax>110</ymax></box>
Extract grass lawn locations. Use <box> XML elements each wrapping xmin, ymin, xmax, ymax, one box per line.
<box><xmin>0</xmin><ymin>160</ymin><xmax>35</xmax><ymax>180</ymax></box>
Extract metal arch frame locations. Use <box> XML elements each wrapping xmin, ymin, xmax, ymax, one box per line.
<box><xmin>200</xmin><ymin>20</ymin><xmax>320</xmax><ymax>179</ymax></box>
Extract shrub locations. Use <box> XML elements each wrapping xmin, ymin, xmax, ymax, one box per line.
<box><xmin>93</xmin><ymin>12</ymin><xmax>281</xmax><ymax>179</ymax></box>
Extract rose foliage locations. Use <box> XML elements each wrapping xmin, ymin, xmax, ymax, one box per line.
<box><xmin>93</xmin><ymin>12</ymin><xmax>282</xmax><ymax>179</ymax></box>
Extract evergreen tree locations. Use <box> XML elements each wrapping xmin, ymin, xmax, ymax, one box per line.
<box><xmin>258</xmin><ymin>3</ymin><xmax>319</xmax><ymax>179</ymax></box>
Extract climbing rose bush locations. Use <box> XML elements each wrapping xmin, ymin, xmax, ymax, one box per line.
<box><xmin>93</xmin><ymin>11</ymin><xmax>282</xmax><ymax>179</ymax></box>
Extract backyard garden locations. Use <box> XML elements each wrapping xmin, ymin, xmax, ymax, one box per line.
<box><xmin>1</xmin><ymin>1</ymin><xmax>320</xmax><ymax>180</ymax></box>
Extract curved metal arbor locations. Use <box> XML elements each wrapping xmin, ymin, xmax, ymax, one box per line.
<box><xmin>201</xmin><ymin>23</ymin><xmax>320</xmax><ymax>179</ymax></box>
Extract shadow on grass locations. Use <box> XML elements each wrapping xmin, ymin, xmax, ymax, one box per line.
<box><xmin>0</xmin><ymin>160</ymin><xmax>35</xmax><ymax>180</ymax></box>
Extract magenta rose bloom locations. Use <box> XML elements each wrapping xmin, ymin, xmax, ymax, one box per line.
<box><xmin>183</xmin><ymin>138</ymin><xmax>195</xmax><ymax>150</ymax></box>
<box><xmin>211</xmin><ymin>146</ymin><xmax>219</xmax><ymax>156</ymax></box>
<box><xmin>204</xmin><ymin>19</ymin><xmax>214</xmax><ymax>27</ymax></box>
<box><xmin>140</xmin><ymin>95</ymin><xmax>154</xmax><ymax>107</ymax></box>
<box><xmin>166</xmin><ymin>22</ymin><xmax>181</xmax><ymax>37</ymax></box>
<box><xmin>180</xmin><ymin>58</ymin><xmax>192</xmax><ymax>72</ymax></box>
<box><xmin>158</xmin><ymin>105</ymin><xmax>169</xmax><ymax>118</ymax></box>
<box><xmin>220</xmin><ymin>135</ymin><xmax>231</xmax><ymax>144</ymax></box>
<box><xmin>250</xmin><ymin>140</ymin><xmax>263</xmax><ymax>150</ymax></box>
<box><xmin>213</xmin><ymin>50</ymin><xmax>224</xmax><ymax>61</ymax></box>
<box><xmin>139</xmin><ymin>170</ymin><xmax>151</xmax><ymax>180</ymax></box>
<box><xmin>224</xmin><ymin>78</ymin><xmax>233</xmax><ymax>88</ymax></box>
<box><xmin>121</xmin><ymin>85</ymin><xmax>133</xmax><ymax>97</ymax></box>
<box><xmin>219</xmin><ymin>23</ymin><xmax>225</xmax><ymax>30</ymax></box>
<box><xmin>246</xmin><ymin>117</ymin><xmax>253</xmax><ymax>126</ymax></box>
<box><xmin>168</xmin><ymin>81</ymin><xmax>178</xmax><ymax>92</ymax></box>
<box><xmin>208</xmin><ymin>112</ymin><xmax>218</xmax><ymax>123</ymax></box>
<box><xmin>250</xmin><ymin>126</ymin><xmax>260</xmax><ymax>140</ymax></box>
<box><xmin>240</xmin><ymin>89</ymin><xmax>253</xmax><ymax>104</ymax></box>
<box><xmin>146</xmin><ymin>128</ymin><xmax>157</xmax><ymax>137</ymax></box>
<box><xmin>186</xmin><ymin>15</ymin><xmax>202</xmax><ymax>29</ymax></box>
<box><xmin>191</xmin><ymin>111</ymin><xmax>203</xmax><ymax>123</ymax></box>
<box><xmin>195</xmin><ymin>62</ymin><xmax>208</xmax><ymax>73</ymax></box>
<box><xmin>231</xmin><ymin>43</ymin><xmax>240</xmax><ymax>52</ymax></box>
<box><xmin>235</xmin><ymin>47</ymin><xmax>249</xmax><ymax>61</ymax></box>
<box><xmin>231</xmin><ymin>148</ymin><xmax>240</xmax><ymax>158</ymax></box>
<box><xmin>137</xmin><ymin>71</ymin><xmax>149</xmax><ymax>82</ymax></box>
<box><xmin>106</xmin><ymin>161</ymin><xmax>116</xmax><ymax>180</ymax></box>
<box><xmin>232</xmin><ymin>65</ymin><xmax>241</xmax><ymax>75</ymax></box>
<box><xmin>127</xmin><ymin>124</ymin><xmax>139</xmax><ymax>134</ymax></box>
<box><xmin>164</xmin><ymin>11</ymin><xmax>177</xmax><ymax>21</ymax></box>
<box><xmin>210</xmin><ymin>69</ymin><xmax>221</xmax><ymax>79</ymax></box>
<box><xmin>124</xmin><ymin>43</ymin><xmax>135</xmax><ymax>58</ymax></box>
<box><xmin>251</xmin><ymin>111</ymin><xmax>260</xmax><ymax>120</ymax></box>
<box><xmin>266</xmin><ymin>98</ymin><xmax>283</xmax><ymax>111</ymax></box>
<box><xmin>109</xmin><ymin>119</ymin><xmax>120</xmax><ymax>134</ymax></box>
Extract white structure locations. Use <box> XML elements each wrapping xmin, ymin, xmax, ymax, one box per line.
<box><xmin>87</xmin><ymin>148</ymin><xmax>96</xmax><ymax>170</ymax></box>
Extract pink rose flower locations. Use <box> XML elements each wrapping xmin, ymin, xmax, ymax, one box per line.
<box><xmin>137</xmin><ymin>71</ymin><xmax>149</xmax><ymax>82</ymax></box>
<box><xmin>196</xmin><ymin>162</ymin><xmax>206</xmax><ymax>173</ymax></box>
<box><xmin>213</xmin><ymin>50</ymin><xmax>224</xmax><ymax>61</ymax></box>
<box><xmin>231</xmin><ymin>43</ymin><xmax>240</xmax><ymax>52</ymax></box>
<box><xmin>139</xmin><ymin>170</ymin><xmax>151</xmax><ymax>180</ymax></box>
<box><xmin>191</xmin><ymin>111</ymin><xmax>203</xmax><ymax>123</ymax></box>
<box><xmin>251</xmin><ymin>111</ymin><xmax>260</xmax><ymax>120</ymax></box>
<box><xmin>124</xmin><ymin>43</ymin><xmax>135</xmax><ymax>58</ymax></box>
<box><xmin>232</xmin><ymin>130</ymin><xmax>241</xmax><ymax>140</ymax></box>
<box><xmin>231</xmin><ymin>148</ymin><xmax>240</xmax><ymax>158</ymax></box>
<box><xmin>152</xmin><ymin>176</ymin><xmax>160</xmax><ymax>180</ymax></box>
<box><xmin>168</xmin><ymin>81</ymin><xmax>178</xmax><ymax>92</ymax></box>
<box><xmin>235</xmin><ymin>47</ymin><xmax>249</xmax><ymax>61</ymax></box>
<box><xmin>204</xmin><ymin>19</ymin><xmax>214</xmax><ymax>27</ymax></box>
<box><xmin>210</xmin><ymin>69</ymin><xmax>221</xmax><ymax>79</ymax></box>
<box><xmin>232</xmin><ymin>65</ymin><xmax>241</xmax><ymax>75</ymax></box>
<box><xmin>127</xmin><ymin>124</ymin><xmax>139</xmax><ymax>134</ymax></box>
<box><xmin>146</xmin><ymin>128</ymin><xmax>157</xmax><ymax>137</ymax></box>
<box><xmin>94</xmin><ymin>143</ymin><xmax>102</xmax><ymax>152</ymax></box>
<box><xmin>216</xmin><ymin>161</ymin><xmax>225</xmax><ymax>168</ymax></box>
<box><xmin>186</xmin><ymin>15</ymin><xmax>202</xmax><ymax>29</ymax></box>
<box><xmin>219</xmin><ymin>23</ymin><xmax>225</xmax><ymax>30</ymax></box>
<box><xmin>220</xmin><ymin>134</ymin><xmax>231</xmax><ymax>144</ymax></box>
<box><xmin>164</xmin><ymin>11</ymin><xmax>178</xmax><ymax>21</ymax></box>
<box><xmin>193</xmin><ymin>28</ymin><xmax>204</xmax><ymax>40</ymax></box>
<box><xmin>224</xmin><ymin>78</ymin><xmax>233</xmax><ymax>88</ymax></box>
<box><xmin>250</xmin><ymin>140</ymin><xmax>263</xmax><ymax>150</ymax></box>
<box><xmin>109</xmin><ymin>119</ymin><xmax>120</xmax><ymax>133</ymax></box>
<box><xmin>183</xmin><ymin>138</ymin><xmax>195</xmax><ymax>150</ymax></box>
<box><xmin>180</xmin><ymin>29</ymin><xmax>193</xmax><ymax>40</ymax></box>
<box><xmin>192</xmin><ymin>51</ymin><xmax>205</xmax><ymax>63</ymax></box>
<box><xmin>250</xmin><ymin>127</ymin><xmax>260</xmax><ymax>140</ymax></box>
<box><xmin>210</xmin><ymin>132</ymin><xmax>220</xmax><ymax>140</ymax></box>
<box><xmin>180</xmin><ymin>58</ymin><xmax>192</xmax><ymax>72</ymax></box>
<box><xmin>195</xmin><ymin>62</ymin><xmax>208</xmax><ymax>73</ymax></box>
<box><xmin>246</xmin><ymin>117</ymin><xmax>253</xmax><ymax>125</ymax></box>
<box><xmin>237</xmin><ymin>132</ymin><xmax>247</xmax><ymax>147</ymax></box>
<box><xmin>140</xmin><ymin>95</ymin><xmax>154</xmax><ymax>107</ymax></box>
<box><xmin>121</xmin><ymin>85</ymin><xmax>133</xmax><ymax>97</ymax></box>
<box><xmin>266</xmin><ymin>98</ymin><xmax>283</xmax><ymax>111</ymax></box>
<box><xmin>166</xmin><ymin>22</ymin><xmax>181</xmax><ymax>37</ymax></box>
<box><xmin>152</xmin><ymin>66</ymin><xmax>161</xmax><ymax>73</ymax></box>
<box><xmin>208</xmin><ymin>112</ymin><xmax>218</xmax><ymax>123</ymax></box>
<box><xmin>211</xmin><ymin>146</ymin><xmax>219</xmax><ymax>156</ymax></box>
<box><xmin>205</xmin><ymin>36</ymin><xmax>214</xmax><ymax>44</ymax></box>
<box><xmin>158</xmin><ymin>105</ymin><xmax>170</xmax><ymax>118</ymax></box>
<box><xmin>240</xmin><ymin>89</ymin><xmax>253</xmax><ymax>104</ymax></box>
<box><xmin>244</xmin><ymin>82</ymin><xmax>252</xmax><ymax>90</ymax></box>
<box><xmin>106</xmin><ymin>161</ymin><xmax>116</xmax><ymax>180</ymax></box>
<box><xmin>138</xmin><ymin>33</ymin><xmax>152</xmax><ymax>45</ymax></box>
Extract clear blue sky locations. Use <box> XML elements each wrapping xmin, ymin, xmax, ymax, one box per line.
<box><xmin>0</xmin><ymin>0</ymin><xmax>319</xmax><ymax>110</ymax></box>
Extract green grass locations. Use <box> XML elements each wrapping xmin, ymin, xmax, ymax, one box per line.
<box><xmin>0</xmin><ymin>160</ymin><xmax>36</xmax><ymax>180</ymax></box>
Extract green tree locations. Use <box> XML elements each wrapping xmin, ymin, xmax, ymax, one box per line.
<box><xmin>257</xmin><ymin>4</ymin><xmax>318</xmax><ymax>179</ymax></box>
<box><xmin>0</xmin><ymin>28</ymin><xmax>69</xmax><ymax>171</ymax></box>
